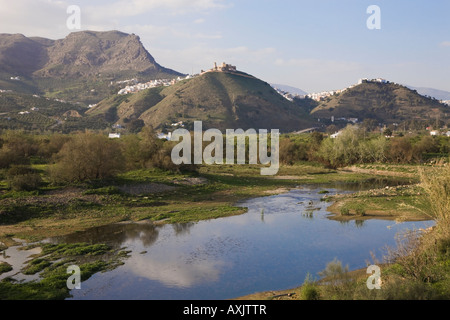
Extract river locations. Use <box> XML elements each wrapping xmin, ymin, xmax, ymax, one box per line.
<box><xmin>1</xmin><ymin>183</ymin><xmax>433</xmax><ymax>300</ymax></box>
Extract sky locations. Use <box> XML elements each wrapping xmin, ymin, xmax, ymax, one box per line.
<box><xmin>0</xmin><ymin>0</ymin><xmax>449</xmax><ymax>93</ymax></box>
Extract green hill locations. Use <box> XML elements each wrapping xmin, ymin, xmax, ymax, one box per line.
<box><xmin>0</xmin><ymin>91</ymin><xmax>108</xmax><ymax>132</ymax></box>
<box><xmin>88</xmin><ymin>71</ymin><xmax>316</xmax><ymax>132</ymax></box>
<box><xmin>311</xmin><ymin>81</ymin><xmax>448</xmax><ymax>124</ymax></box>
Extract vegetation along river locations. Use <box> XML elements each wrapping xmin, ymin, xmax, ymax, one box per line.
<box><xmin>1</xmin><ymin>183</ymin><xmax>433</xmax><ymax>300</ymax></box>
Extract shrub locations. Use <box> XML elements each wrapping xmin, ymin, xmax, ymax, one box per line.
<box><xmin>387</xmin><ymin>137</ymin><xmax>413</xmax><ymax>164</ymax></box>
<box><xmin>317</xmin><ymin>259</ymin><xmax>354</xmax><ymax>299</ymax></box>
<box><xmin>340</xmin><ymin>207</ymin><xmax>350</xmax><ymax>216</ymax></box>
<box><xmin>355</xmin><ymin>204</ymin><xmax>366</xmax><ymax>216</ymax></box>
<box><xmin>279</xmin><ymin>138</ymin><xmax>308</xmax><ymax>165</ymax></box>
<box><xmin>300</xmin><ymin>274</ymin><xmax>320</xmax><ymax>300</ymax></box>
<box><xmin>6</xmin><ymin>165</ymin><xmax>43</xmax><ymax>191</ymax></box>
<box><xmin>49</xmin><ymin>132</ymin><xmax>125</xmax><ymax>184</ymax></box>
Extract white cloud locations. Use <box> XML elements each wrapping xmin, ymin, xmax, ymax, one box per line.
<box><xmin>0</xmin><ymin>0</ymin><xmax>230</xmax><ymax>39</ymax></box>
<box><xmin>85</xmin><ymin>0</ymin><xmax>229</xmax><ymax>21</ymax></box>
<box><xmin>439</xmin><ymin>41</ymin><xmax>450</xmax><ymax>47</ymax></box>
<box><xmin>125</xmin><ymin>253</ymin><xmax>225</xmax><ymax>288</ymax></box>
<box><xmin>194</xmin><ymin>18</ymin><xmax>206</xmax><ymax>24</ymax></box>
<box><xmin>0</xmin><ymin>0</ymin><xmax>71</xmax><ymax>38</ymax></box>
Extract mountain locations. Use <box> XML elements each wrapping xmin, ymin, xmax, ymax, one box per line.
<box><xmin>0</xmin><ymin>31</ymin><xmax>183</xmax><ymax>104</ymax></box>
<box><xmin>88</xmin><ymin>69</ymin><xmax>316</xmax><ymax>132</ymax></box>
<box><xmin>407</xmin><ymin>86</ymin><xmax>450</xmax><ymax>101</ymax></box>
<box><xmin>310</xmin><ymin>81</ymin><xmax>449</xmax><ymax>124</ymax></box>
<box><xmin>270</xmin><ymin>83</ymin><xmax>308</xmax><ymax>96</ymax></box>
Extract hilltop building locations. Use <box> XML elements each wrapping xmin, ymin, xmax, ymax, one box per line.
<box><xmin>358</xmin><ymin>78</ymin><xmax>389</xmax><ymax>84</ymax></box>
<box><xmin>202</xmin><ymin>62</ymin><xmax>237</xmax><ymax>74</ymax></box>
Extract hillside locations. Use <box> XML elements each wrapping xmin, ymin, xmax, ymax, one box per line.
<box><xmin>310</xmin><ymin>81</ymin><xmax>449</xmax><ymax>124</ymax></box>
<box><xmin>88</xmin><ymin>70</ymin><xmax>316</xmax><ymax>132</ymax></box>
<box><xmin>0</xmin><ymin>91</ymin><xmax>108</xmax><ymax>132</ymax></box>
<box><xmin>0</xmin><ymin>31</ymin><xmax>183</xmax><ymax>104</ymax></box>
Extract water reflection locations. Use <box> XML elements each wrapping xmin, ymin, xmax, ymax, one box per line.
<box><xmin>48</xmin><ymin>183</ymin><xmax>433</xmax><ymax>300</ymax></box>
<box><xmin>49</xmin><ymin>221</ymin><xmax>162</xmax><ymax>249</ymax></box>
<box><xmin>0</xmin><ymin>240</ymin><xmax>42</xmax><ymax>282</ymax></box>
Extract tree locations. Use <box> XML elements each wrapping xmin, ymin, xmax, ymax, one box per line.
<box><xmin>358</xmin><ymin>136</ymin><xmax>388</xmax><ymax>163</ymax></box>
<box><xmin>137</xmin><ymin>126</ymin><xmax>164</xmax><ymax>168</ymax></box>
<box><xmin>7</xmin><ymin>165</ymin><xmax>43</xmax><ymax>191</ymax></box>
<box><xmin>387</xmin><ymin>137</ymin><xmax>413</xmax><ymax>163</ymax></box>
<box><xmin>317</xmin><ymin>125</ymin><xmax>363</xmax><ymax>168</ymax></box>
<box><xmin>49</xmin><ymin>132</ymin><xmax>124</xmax><ymax>183</ymax></box>
<box><xmin>361</xmin><ymin>118</ymin><xmax>378</xmax><ymax>133</ymax></box>
<box><xmin>279</xmin><ymin>137</ymin><xmax>308</xmax><ymax>165</ymax></box>
<box><xmin>0</xmin><ymin>131</ymin><xmax>38</xmax><ymax>168</ymax></box>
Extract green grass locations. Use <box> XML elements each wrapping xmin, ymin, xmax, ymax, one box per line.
<box><xmin>1</xmin><ymin>161</ymin><xmax>439</xmax><ymax>300</ymax></box>
<box><xmin>0</xmin><ymin>262</ymin><xmax>12</xmax><ymax>275</ymax></box>
<box><xmin>0</xmin><ymin>243</ymin><xmax>130</xmax><ymax>300</ymax></box>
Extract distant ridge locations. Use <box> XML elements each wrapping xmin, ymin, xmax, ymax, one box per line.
<box><xmin>271</xmin><ymin>83</ymin><xmax>308</xmax><ymax>96</ymax></box>
<box><xmin>0</xmin><ymin>30</ymin><xmax>183</xmax><ymax>104</ymax></box>
<box><xmin>407</xmin><ymin>86</ymin><xmax>450</xmax><ymax>101</ymax></box>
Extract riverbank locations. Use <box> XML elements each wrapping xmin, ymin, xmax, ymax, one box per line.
<box><xmin>0</xmin><ymin>162</ymin><xmax>437</xmax><ymax>300</ymax></box>
<box><xmin>237</xmin><ymin>163</ymin><xmax>450</xmax><ymax>301</ymax></box>
<box><xmin>0</xmin><ymin>162</ymin><xmax>385</xmax><ymax>244</ymax></box>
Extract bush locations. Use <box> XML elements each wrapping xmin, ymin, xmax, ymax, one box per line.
<box><xmin>0</xmin><ymin>131</ymin><xmax>38</xmax><ymax>168</ymax></box>
<box><xmin>317</xmin><ymin>259</ymin><xmax>354</xmax><ymax>299</ymax></box>
<box><xmin>355</xmin><ymin>204</ymin><xmax>366</xmax><ymax>216</ymax></box>
<box><xmin>49</xmin><ymin>132</ymin><xmax>125</xmax><ymax>184</ymax></box>
<box><xmin>340</xmin><ymin>207</ymin><xmax>350</xmax><ymax>216</ymax></box>
<box><xmin>300</xmin><ymin>274</ymin><xmax>320</xmax><ymax>300</ymax></box>
<box><xmin>387</xmin><ymin>137</ymin><xmax>413</xmax><ymax>164</ymax></box>
<box><xmin>279</xmin><ymin>138</ymin><xmax>308</xmax><ymax>165</ymax></box>
<box><xmin>6</xmin><ymin>165</ymin><xmax>43</xmax><ymax>191</ymax></box>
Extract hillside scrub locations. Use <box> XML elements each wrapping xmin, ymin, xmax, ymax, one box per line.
<box><xmin>313</xmin><ymin>125</ymin><xmax>449</xmax><ymax>168</ymax></box>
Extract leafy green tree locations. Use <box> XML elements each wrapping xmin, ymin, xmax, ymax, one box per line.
<box><xmin>317</xmin><ymin>125</ymin><xmax>362</xmax><ymax>168</ymax></box>
<box><xmin>49</xmin><ymin>132</ymin><xmax>124</xmax><ymax>183</ymax></box>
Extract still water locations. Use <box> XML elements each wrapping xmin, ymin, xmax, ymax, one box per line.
<box><xmin>42</xmin><ymin>184</ymin><xmax>432</xmax><ymax>300</ymax></box>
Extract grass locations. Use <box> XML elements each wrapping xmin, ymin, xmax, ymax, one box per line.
<box><xmin>0</xmin><ymin>163</ymin><xmax>429</xmax><ymax>242</ymax></box>
<box><xmin>326</xmin><ymin>184</ymin><xmax>431</xmax><ymax>222</ymax></box>
<box><xmin>240</xmin><ymin>162</ymin><xmax>450</xmax><ymax>301</ymax></box>
<box><xmin>0</xmin><ymin>161</ymin><xmax>442</xmax><ymax>300</ymax></box>
<box><xmin>0</xmin><ymin>242</ymin><xmax>130</xmax><ymax>300</ymax></box>
<box><xmin>0</xmin><ymin>262</ymin><xmax>12</xmax><ymax>275</ymax></box>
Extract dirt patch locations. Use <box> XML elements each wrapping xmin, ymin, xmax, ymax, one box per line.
<box><xmin>263</xmin><ymin>187</ymin><xmax>290</xmax><ymax>195</ymax></box>
<box><xmin>0</xmin><ymin>187</ymin><xmax>101</xmax><ymax>207</ymax></box>
<box><xmin>118</xmin><ymin>183</ymin><xmax>177</xmax><ymax>195</ymax></box>
<box><xmin>172</xmin><ymin>177</ymin><xmax>208</xmax><ymax>186</ymax></box>
<box><xmin>343</xmin><ymin>166</ymin><xmax>416</xmax><ymax>178</ymax></box>
<box><xmin>271</xmin><ymin>175</ymin><xmax>312</xmax><ymax>180</ymax></box>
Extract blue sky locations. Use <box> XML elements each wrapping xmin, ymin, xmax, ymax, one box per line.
<box><xmin>1</xmin><ymin>0</ymin><xmax>449</xmax><ymax>93</ymax></box>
